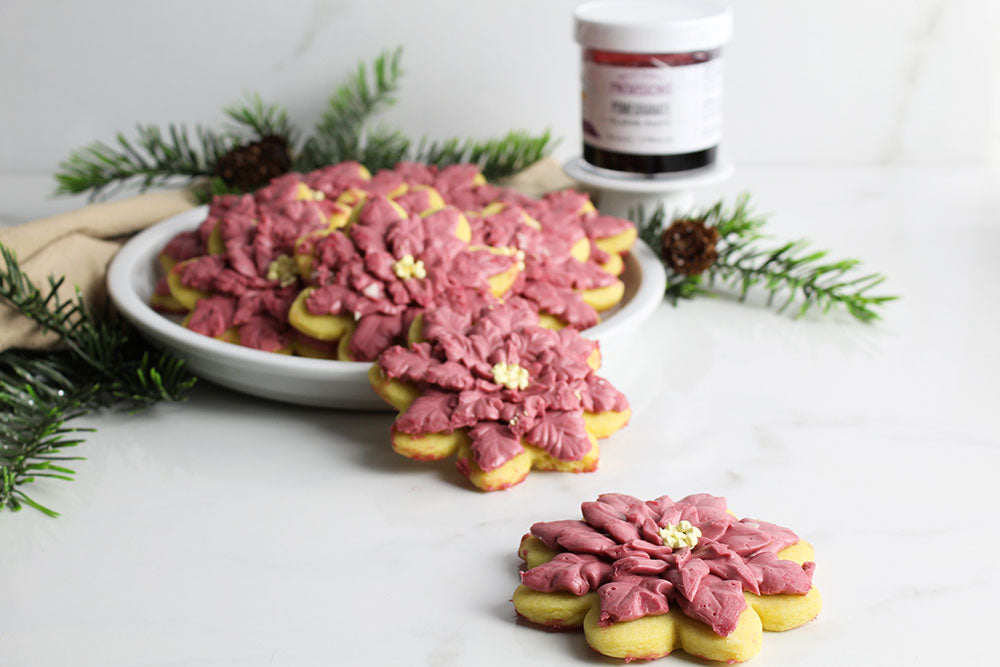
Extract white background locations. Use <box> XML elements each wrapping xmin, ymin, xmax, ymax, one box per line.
<box><xmin>1</xmin><ymin>0</ymin><xmax>998</xmax><ymax>174</ymax></box>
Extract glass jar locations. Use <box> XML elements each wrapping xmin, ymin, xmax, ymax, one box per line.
<box><xmin>574</xmin><ymin>1</ymin><xmax>733</xmax><ymax>175</ymax></box>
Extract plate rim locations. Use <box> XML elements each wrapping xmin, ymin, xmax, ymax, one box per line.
<box><xmin>107</xmin><ymin>205</ymin><xmax>667</xmax><ymax>393</ymax></box>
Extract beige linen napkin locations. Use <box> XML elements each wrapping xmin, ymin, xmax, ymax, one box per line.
<box><xmin>0</xmin><ymin>188</ymin><xmax>198</xmax><ymax>351</ymax></box>
<box><xmin>0</xmin><ymin>157</ymin><xmax>576</xmax><ymax>352</ymax></box>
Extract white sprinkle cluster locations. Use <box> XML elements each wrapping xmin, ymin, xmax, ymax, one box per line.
<box><xmin>494</xmin><ymin>245</ymin><xmax>527</xmax><ymax>270</ymax></box>
<box><xmin>266</xmin><ymin>254</ymin><xmax>298</xmax><ymax>287</ymax></box>
<box><xmin>491</xmin><ymin>362</ymin><xmax>529</xmax><ymax>391</ymax></box>
<box><xmin>393</xmin><ymin>254</ymin><xmax>427</xmax><ymax>280</ymax></box>
<box><xmin>658</xmin><ymin>520</ymin><xmax>702</xmax><ymax>549</ymax></box>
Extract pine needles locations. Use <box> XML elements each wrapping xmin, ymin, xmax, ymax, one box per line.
<box><xmin>55</xmin><ymin>125</ymin><xmax>237</xmax><ymax>201</ymax></box>
<box><xmin>636</xmin><ymin>195</ymin><xmax>896</xmax><ymax>322</ymax></box>
<box><xmin>0</xmin><ymin>245</ymin><xmax>195</xmax><ymax>516</ymax></box>
<box><xmin>297</xmin><ymin>47</ymin><xmax>406</xmax><ymax>170</ymax></box>
<box><xmin>56</xmin><ymin>47</ymin><xmax>555</xmax><ymax>200</ymax></box>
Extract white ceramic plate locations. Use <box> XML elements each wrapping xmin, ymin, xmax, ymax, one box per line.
<box><xmin>107</xmin><ymin>206</ymin><xmax>666</xmax><ymax>410</ymax></box>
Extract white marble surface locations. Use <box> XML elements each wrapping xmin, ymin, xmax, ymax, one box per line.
<box><xmin>3</xmin><ymin>166</ymin><xmax>1000</xmax><ymax>665</ymax></box>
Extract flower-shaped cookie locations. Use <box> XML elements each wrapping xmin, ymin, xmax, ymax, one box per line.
<box><xmin>287</xmin><ymin>196</ymin><xmax>519</xmax><ymax>361</ymax></box>
<box><xmin>513</xmin><ymin>493</ymin><xmax>822</xmax><ymax>663</ymax></box>
<box><xmin>368</xmin><ymin>299</ymin><xmax>631</xmax><ymax>490</ymax></box>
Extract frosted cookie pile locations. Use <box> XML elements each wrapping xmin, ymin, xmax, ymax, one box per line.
<box><xmin>152</xmin><ymin>161</ymin><xmax>638</xmax><ymax>360</ymax></box>
<box><xmin>513</xmin><ymin>493</ymin><xmax>822</xmax><ymax>663</ymax></box>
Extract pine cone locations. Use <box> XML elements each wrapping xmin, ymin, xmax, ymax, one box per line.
<box><xmin>660</xmin><ymin>218</ymin><xmax>720</xmax><ymax>276</ymax></box>
<box><xmin>214</xmin><ymin>135</ymin><xmax>291</xmax><ymax>191</ymax></box>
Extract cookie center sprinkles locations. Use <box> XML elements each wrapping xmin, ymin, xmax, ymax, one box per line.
<box><xmin>393</xmin><ymin>254</ymin><xmax>427</xmax><ymax>280</ymax></box>
<box><xmin>491</xmin><ymin>361</ymin><xmax>530</xmax><ymax>390</ymax></box>
<box><xmin>658</xmin><ymin>520</ymin><xmax>702</xmax><ymax>549</ymax></box>
<box><xmin>266</xmin><ymin>254</ymin><xmax>298</xmax><ymax>287</ymax></box>
<box><xmin>495</xmin><ymin>245</ymin><xmax>527</xmax><ymax>270</ymax></box>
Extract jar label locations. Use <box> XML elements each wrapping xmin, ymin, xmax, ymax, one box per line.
<box><xmin>581</xmin><ymin>59</ymin><xmax>723</xmax><ymax>155</ymax></box>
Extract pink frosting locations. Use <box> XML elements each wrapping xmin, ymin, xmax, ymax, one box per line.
<box><xmin>177</xmin><ymin>255</ymin><xmax>226</xmax><ymax>291</ymax></box>
<box><xmin>233</xmin><ymin>286</ymin><xmax>297</xmax><ymax>326</ymax></box>
<box><xmin>254</xmin><ymin>173</ymin><xmax>306</xmax><ymax>204</ymax></box>
<box><xmin>161</xmin><ymin>230</ymin><xmax>204</xmax><ymax>262</ymax></box>
<box><xmin>433</xmin><ymin>164</ymin><xmax>483</xmax><ymax>199</ymax></box>
<box><xmin>304</xmin><ymin>162</ymin><xmax>369</xmax><ymax>196</ymax></box>
<box><xmin>186</xmin><ymin>295</ymin><xmax>235</xmax><ymax>338</ymax></box>
<box><xmin>303</xmin><ymin>198</ymin><xmax>513</xmax><ymax>360</ymax></box>
<box><xmin>158</xmin><ymin>160</ymin><xmax>637</xmax><ymax>360</ymax></box>
<box><xmin>521</xmin><ymin>494</ymin><xmax>815</xmax><ymax>637</ymax></box>
<box><xmin>589</xmin><ymin>242</ymin><xmax>611</xmax><ymax>265</ymax></box>
<box><xmin>518</xmin><ymin>282</ymin><xmax>599</xmax><ymax>329</ymax></box>
<box><xmin>393</xmin><ymin>188</ymin><xmax>436</xmax><ymax>215</ymax></box>
<box><xmin>363</xmin><ymin>169</ymin><xmax>407</xmax><ymax>196</ymax></box>
<box><xmin>378</xmin><ymin>300</ymin><xmax>629</xmax><ymax>470</ymax></box>
<box><xmin>581</xmin><ymin>213</ymin><xmax>634</xmax><ymax>240</ymax></box>
<box><xmin>237</xmin><ymin>314</ymin><xmax>292</xmax><ymax>352</ymax></box>
<box><xmin>468</xmin><ymin>206</ymin><xmax>546</xmax><ymax>255</ymax></box>
<box><xmin>445</xmin><ymin>184</ymin><xmax>505</xmax><ymax>211</ymax></box>
<box><xmin>198</xmin><ymin>193</ymin><xmax>256</xmax><ymax>244</ymax></box>
<box><xmin>392</xmin><ymin>161</ymin><xmax>438</xmax><ymax>186</ymax></box>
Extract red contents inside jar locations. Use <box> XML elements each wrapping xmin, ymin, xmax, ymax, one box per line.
<box><xmin>581</xmin><ymin>47</ymin><xmax>724</xmax><ymax>175</ymax></box>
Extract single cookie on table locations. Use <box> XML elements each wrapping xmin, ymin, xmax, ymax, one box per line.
<box><xmin>512</xmin><ymin>493</ymin><xmax>822</xmax><ymax>663</ymax></box>
<box><xmin>287</xmin><ymin>196</ymin><xmax>518</xmax><ymax>361</ymax></box>
<box><xmin>369</xmin><ymin>299</ymin><xmax>631</xmax><ymax>490</ymax></box>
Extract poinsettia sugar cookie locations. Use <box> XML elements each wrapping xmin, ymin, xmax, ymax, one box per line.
<box><xmin>287</xmin><ymin>197</ymin><xmax>516</xmax><ymax>360</ymax></box>
<box><xmin>370</xmin><ymin>299</ymin><xmax>630</xmax><ymax>490</ymax></box>
<box><xmin>513</xmin><ymin>493</ymin><xmax>822</xmax><ymax>663</ymax></box>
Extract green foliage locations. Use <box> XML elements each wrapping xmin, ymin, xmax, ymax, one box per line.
<box><xmin>223</xmin><ymin>94</ymin><xmax>297</xmax><ymax>144</ymax></box>
<box><xmin>415</xmin><ymin>130</ymin><xmax>556</xmax><ymax>181</ymax></box>
<box><xmin>0</xmin><ymin>245</ymin><xmax>196</xmax><ymax>516</ymax></box>
<box><xmin>636</xmin><ymin>195</ymin><xmax>896</xmax><ymax>322</ymax></box>
<box><xmin>297</xmin><ymin>48</ymin><xmax>406</xmax><ymax>171</ymax></box>
<box><xmin>55</xmin><ymin>47</ymin><xmax>555</xmax><ymax>200</ymax></box>
<box><xmin>55</xmin><ymin>125</ymin><xmax>235</xmax><ymax>200</ymax></box>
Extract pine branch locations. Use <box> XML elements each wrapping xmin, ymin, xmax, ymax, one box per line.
<box><xmin>358</xmin><ymin>125</ymin><xmax>413</xmax><ymax>173</ymax></box>
<box><xmin>54</xmin><ymin>124</ymin><xmax>237</xmax><ymax>201</ymax></box>
<box><xmin>635</xmin><ymin>195</ymin><xmax>897</xmax><ymax>322</ymax></box>
<box><xmin>0</xmin><ymin>245</ymin><xmax>196</xmax><ymax>516</ymax></box>
<box><xmin>223</xmin><ymin>94</ymin><xmax>298</xmax><ymax>145</ymax></box>
<box><xmin>415</xmin><ymin>129</ymin><xmax>557</xmax><ymax>181</ymax></box>
<box><xmin>56</xmin><ymin>46</ymin><xmax>556</xmax><ymax>199</ymax></box>
<box><xmin>297</xmin><ymin>47</ymin><xmax>405</xmax><ymax>171</ymax></box>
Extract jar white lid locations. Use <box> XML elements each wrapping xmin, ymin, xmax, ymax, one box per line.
<box><xmin>575</xmin><ymin>0</ymin><xmax>733</xmax><ymax>53</ymax></box>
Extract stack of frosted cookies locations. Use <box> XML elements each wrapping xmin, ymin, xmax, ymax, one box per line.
<box><xmin>153</xmin><ymin>161</ymin><xmax>637</xmax><ymax>360</ymax></box>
